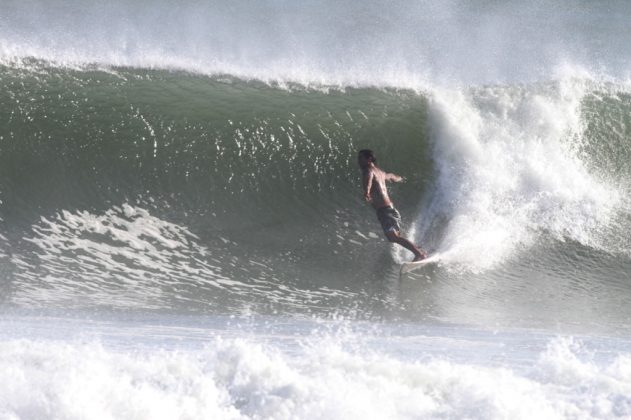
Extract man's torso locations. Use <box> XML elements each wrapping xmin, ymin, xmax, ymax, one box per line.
<box><xmin>366</xmin><ymin>166</ymin><xmax>393</xmax><ymax>209</ymax></box>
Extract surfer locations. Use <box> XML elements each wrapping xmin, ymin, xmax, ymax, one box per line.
<box><xmin>358</xmin><ymin>149</ymin><xmax>427</xmax><ymax>262</ymax></box>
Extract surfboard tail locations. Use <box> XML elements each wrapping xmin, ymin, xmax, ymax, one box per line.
<box><xmin>400</xmin><ymin>253</ymin><xmax>441</xmax><ymax>275</ymax></box>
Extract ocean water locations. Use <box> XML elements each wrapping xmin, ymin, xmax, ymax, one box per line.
<box><xmin>1</xmin><ymin>1</ymin><xmax>631</xmax><ymax>418</ymax></box>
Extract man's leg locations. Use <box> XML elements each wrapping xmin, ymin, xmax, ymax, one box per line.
<box><xmin>385</xmin><ymin>231</ymin><xmax>427</xmax><ymax>261</ymax></box>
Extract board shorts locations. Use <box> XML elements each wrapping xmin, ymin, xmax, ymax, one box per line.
<box><xmin>376</xmin><ymin>206</ymin><xmax>402</xmax><ymax>234</ymax></box>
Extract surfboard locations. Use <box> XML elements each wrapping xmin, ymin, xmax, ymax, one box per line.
<box><xmin>399</xmin><ymin>253</ymin><xmax>441</xmax><ymax>275</ymax></box>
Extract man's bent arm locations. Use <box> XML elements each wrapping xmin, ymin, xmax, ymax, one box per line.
<box><xmin>363</xmin><ymin>170</ymin><xmax>374</xmax><ymax>201</ymax></box>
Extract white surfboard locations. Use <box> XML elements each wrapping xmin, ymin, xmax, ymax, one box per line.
<box><xmin>400</xmin><ymin>253</ymin><xmax>441</xmax><ymax>275</ymax></box>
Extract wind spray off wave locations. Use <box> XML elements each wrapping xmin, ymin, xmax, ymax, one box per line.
<box><xmin>2</xmin><ymin>0</ymin><xmax>631</xmax><ymax>86</ymax></box>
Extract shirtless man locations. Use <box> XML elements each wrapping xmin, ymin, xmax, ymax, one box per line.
<box><xmin>358</xmin><ymin>149</ymin><xmax>427</xmax><ymax>262</ymax></box>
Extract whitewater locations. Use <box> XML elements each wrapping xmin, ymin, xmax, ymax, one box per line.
<box><xmin>1</xmin><ymin>0</ymin><xmax>631</xmax><ymax>418</ymax></box>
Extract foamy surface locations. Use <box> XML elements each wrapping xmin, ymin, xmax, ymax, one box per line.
<box><xmin>1</xmin><ymin>313</ymin><xmax>630</xmax><ymax>420</ymax></box>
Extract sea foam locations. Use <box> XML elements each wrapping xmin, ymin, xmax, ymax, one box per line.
<box><xmin>0</xmin><ymin>333</ymin><xmax>630</xmax><ymax>420</ymax></box>
<box><xmin>417</xmin><ymin>79</ymin><xmax>622</xmax><ymax>271</ymax></box>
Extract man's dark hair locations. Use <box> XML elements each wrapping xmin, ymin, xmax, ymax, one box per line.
<box><xmin>358</xmin><ymin>149</ymin><xmax>376</xmax><ymax>163</ymax></box>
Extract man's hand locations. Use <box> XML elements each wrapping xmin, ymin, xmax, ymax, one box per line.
<box><xmin>364</xmin><ymin>193</ymin><xmax>372</xmax><ymax>202</ymax></box>
<box><xmin>385</xmin><ymin>172</ymin><xmax>404</xmax><ymax>183</ymax></box>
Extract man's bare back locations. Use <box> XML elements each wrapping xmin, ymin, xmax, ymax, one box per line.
<box><xmin>358</xmin><ymin>149</ymin><xmax>427</xmax><ymax>262</ymax></box>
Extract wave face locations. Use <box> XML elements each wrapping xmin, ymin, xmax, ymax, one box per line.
<box><xmin>1</xmin><ymin>65</ymin><xmax>431</xmax><ymax>316</ymax></box>
<box><xmin>1</xmin><ymin>1</ymin><xmax>631</xmax><ymax>332</ymax></box>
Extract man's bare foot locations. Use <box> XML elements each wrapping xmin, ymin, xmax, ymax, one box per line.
<box><xmin>412</xmin><ymin>249</ymin><xmax>428</xmax><ymax>262</ymax></box>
